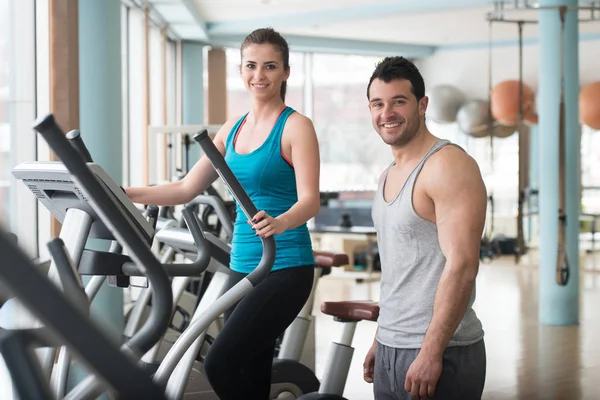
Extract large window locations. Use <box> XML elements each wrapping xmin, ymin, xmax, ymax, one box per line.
<box><xmin>126</xmin><ymin>5</ymin><xmax>145</xmax><ymax>187</ymax></box>
<box><xmin>1</xmin><ymin>0</ymin><xmax>43</xmax><ymax>256</ymax></box>
<box><xmin>226</xmin><ymin>48</ymin><xmax>304</xmax><ymax>119</ymax></box>
<box><xmin>581</xmin><ymin>125</ymin><xmax>600</xmax><ymax>212</ymax></box>
<box><xmin>312</xmin><ymin>53</ymin><xmax>389</xmax><ymax>192</ymax></box>
<box><xmin>219</xmin><ymin>45</ymin><xmax>600</xmax><ymax>241</ymax></box>
<box><xmin>123</xmin><ymin>3</ymin><xmax>180</xmax><ymax>187</ymax></box>
<box><xmin>0</xmin><ymin>0</ymin><xmax>9</xmax><ymax>226</ymax></box>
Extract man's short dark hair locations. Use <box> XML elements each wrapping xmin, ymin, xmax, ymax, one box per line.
<box><xmin>366</xmin><ymin>56</ymin><xmax>425</xmax><ymax>101</ymax></box>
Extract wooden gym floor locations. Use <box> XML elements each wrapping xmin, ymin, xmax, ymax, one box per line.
<box><xmin>312</xmin><ymin>251</ymin><xmax>600</xmax><ymax>400</ymax></box>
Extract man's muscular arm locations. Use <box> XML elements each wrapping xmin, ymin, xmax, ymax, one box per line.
<box><xmin>404</xmin><ymin>146</ymin><xmax>487</xmax><ymax>399</ymax></box>
<box><xmin>421</xmin><ymin>147</ymin><xmax>486</xmax><ymax>356</ymax></box>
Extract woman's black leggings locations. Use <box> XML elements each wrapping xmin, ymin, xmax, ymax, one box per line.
<box><xmin>203</xmin><ymin>265</ymin><xmax>314</xmax><ymax>400</ymax></box>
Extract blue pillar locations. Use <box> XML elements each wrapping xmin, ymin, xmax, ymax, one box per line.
<box><xmin>78</xmin><ymin>0</ymin><xmax>124</xmax><ymax>334</ymax></box>
<box><xmin>70</xmin><ymin>1</ymin><xmax>123</xmax><ymax>395</ymax></box>
<box><xmin>538</xmin><ymin>0</ymin><xmax>579</xmax><ymax>325</ymax></box>
<box><xmin>182</xmin><ymin>41</ymin><xmax>205</xmax><ymax>164</ymax></box>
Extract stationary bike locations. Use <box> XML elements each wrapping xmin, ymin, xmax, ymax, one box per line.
<box><xmin>292</xmin><ymin>252</ymin><xmax>379</xmax><ymax>400</ymax></box>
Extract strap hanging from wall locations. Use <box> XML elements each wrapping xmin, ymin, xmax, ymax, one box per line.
<box><xmin>556</xmin><ymin>6</ymin><xmax>570</xmax><ymax>286</ymax></box>
<box><xmin>515</xmin><ymin>20</ymin><xmax>528</xmax><ymax>264</ymax></box>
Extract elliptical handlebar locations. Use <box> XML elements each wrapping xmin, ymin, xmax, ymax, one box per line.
<box><xmin>186</xmin><ymin>194</ymin><xmax>234</xmax><ymax>239</ymax></box>
<box><xmin>65</xmin><ymin>129</ymin><xmax>94</xmax><ymax>163</ymax></box>
<box><xmin>121</xmin><ymin>206</ymin><xmax>212</xmax><ymax>277</ymax></box>
<box><xmin>32</xmin><ymin>113</ymin><xmax>173</xmax><ymax>358</ymax></box>
<box><xmin>0</xmin><ymin>228</ymin><xmax>165</xmax><ymax>399</ymax></box>
<box><xmin>45</xmin><ymin>238</ymin><xmax>88</xmax><ymax>313</ymax></box>
<box><xmin>144</xmin><ymin>204</ymin><xmax>160</xmax><ymax>231</ymax></box>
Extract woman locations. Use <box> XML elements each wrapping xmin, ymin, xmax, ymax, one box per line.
<box><xmin>125</xmin><ymin>27</ymin><xmax>320</xmax><ymax>399</ymax></box>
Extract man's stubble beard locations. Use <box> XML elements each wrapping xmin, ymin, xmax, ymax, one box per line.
<box><xmin>380</xmin><ymin>113</ymin><xmax>421</xmax><ymax>147</ymax></box>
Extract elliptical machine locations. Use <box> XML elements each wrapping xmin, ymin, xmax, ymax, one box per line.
<box><xmin>17</xmin><ymin>114</ymin><xmax>324</xmax><ymax>399</ymax></box>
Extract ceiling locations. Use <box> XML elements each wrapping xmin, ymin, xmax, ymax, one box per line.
<box><xmin>145</xmin><ymin>0</ymin><xmax>600</xmax><ymax>58</ymax></box>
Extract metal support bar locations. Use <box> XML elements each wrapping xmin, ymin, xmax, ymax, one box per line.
<box><xmin>489</xmin><ymin>0</ymin><xmax>600</xmax><ymax>22</ymax></box>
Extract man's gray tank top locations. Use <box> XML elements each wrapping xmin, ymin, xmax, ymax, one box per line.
<box><xmin>372</xmin><ymin>139</ymin><xmax>484</xmax><ymax>349</ymax></box>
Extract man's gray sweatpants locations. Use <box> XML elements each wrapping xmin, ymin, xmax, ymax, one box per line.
<box><xmin>374</xmin><ymin>339</ymin><xmax>486</xmax><ymax>400</ymax></box>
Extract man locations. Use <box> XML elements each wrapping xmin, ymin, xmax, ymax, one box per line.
<box><xmin>363</xmin><ymin>56</ymin><xmax>487</xmax><ymax>400</ymax></box>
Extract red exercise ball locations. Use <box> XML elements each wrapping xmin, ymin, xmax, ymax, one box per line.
<box><xmin>491</xmin><ymin>80</ymin><xmax>536</xmax><ymax>125</ymax></box>
<box><xmin>580</xmin><ymin>82</ymin><xmax>600</xmax><ymax>130</ymax></box>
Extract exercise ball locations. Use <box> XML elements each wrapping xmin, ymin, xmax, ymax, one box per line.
<box><xmin>492</xmin><ymin>122</ymin><xmax>517</xmax><ymax>138</ymax></box>
<box><xmin>426</xmin><ymin>84</ymin><xmax>467</xmax><ymax>124</ymax></box>
<box><xmin>457</xmin><ymin>99</ymin><xmax>491</xmax><ymax>138</ymax></box>
<box><xmin>491</xmin><ymin>80</ymin><xmax>536</xmax><ymax>125</ymax></box>
<box><xmin>580</xmin><ymin>81</ymin><xmax>600</xmax><ymax>130</ymax></box>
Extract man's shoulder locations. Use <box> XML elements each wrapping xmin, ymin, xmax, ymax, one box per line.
<box><xmin>420</xmin><ymin>142</ymin><xmax>486</xmax><ymax>203</ymax></box>
<box><xmin>425</xmin><ymin>142</ymin><xmax>481</xmax><ymax>178</ymax></box>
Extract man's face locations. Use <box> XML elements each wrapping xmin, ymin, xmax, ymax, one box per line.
<box><xmin>368</xmin><ymin>78</ymin><xmax>428</xmax><ymax>147</ymax></box>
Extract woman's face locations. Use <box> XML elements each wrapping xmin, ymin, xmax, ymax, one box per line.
<box><xmin>240</xmin><ymin>43</ymin><xmax>289</xmax><ymax>101</ymax></box>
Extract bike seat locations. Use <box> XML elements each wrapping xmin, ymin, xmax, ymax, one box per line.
<box><xmin>313</xmin><ymin>250</ymin><xmax>348</xmax><ymax>268</ymax></box>
<box><xmin>321</xmin><ymin>300</ymin><xmax>379</xmax><ymax>322</ymax></box>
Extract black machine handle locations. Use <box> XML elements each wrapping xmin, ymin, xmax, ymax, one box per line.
<box><xmin>0</xmin><ymin>327</ymin><xmax>61</xmax><ymax>400</ymax></box>
<box><xmin>46</xmin><ymin>238</ymin><xmax>88</xmax><ymax>313</ymax></box>
<box><xmin>187</xmin><ymin>194</ymin><xmax>234</xmax><ymax>239</ymax></box>
<box><xmin>32</xmin><ymin>113</ymin><xmax>172</xmax><ymax>358</ymax></box>
<box><xmin>65</xmin><ymin>129</ymin><xmax>94</xmax><ymax>163</ymax></box>
<box><xmin>144</xmin><ymin>204</ymin><xmax>160</xmax><ymax>231</ymax></box>
<box><xmin>122</xmin><ymin>206</ymin><xmax>211</xmax><ymax>277</ymax></box>
<box><xmin>194</xmin><ymin>129</ymin><xmax>275</xmax><ymax>285</ymax></box>
<box><xmin>0</xmin><ymin>229</ymin><xmax>164</xmax><ymax>398</ymax></box>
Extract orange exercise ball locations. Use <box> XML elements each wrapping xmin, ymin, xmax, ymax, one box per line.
<box><xmin>580</xmin><ymin>81</ymin><xmax>600</xmax><ymax>130</ymax></box>
<box><xmin>491</xmin><ymin>80</ymin><xmax>536</xmax><ymax>125</ymax></box>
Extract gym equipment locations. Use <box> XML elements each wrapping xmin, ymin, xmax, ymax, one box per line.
<box><xmin>486</xmin><ymin>1</ymin><xmax>600</xmax><ymax>271</ymax></box>
<box><xmin>456</xmin><ymin>99</ymin><xmax>491</xmax><ymax>138</ymax></box>
<box><xmin>140</xmin><ymin>202</ymin><xmax>353</xmax><ymax>399</ymax></box>
<box><xmin>148</xmin><ymin>129</ymin><xmax>316</xmax><ymax>399</ymax></box>
<box><xmin>298</xmin><ymin>298</ymin><xmax>379</xmax><ymax>399</ymax></box>
<box><xmin>579</xmin><ymin>81</ymin><xmax>600</xmax><ymax>129</ymax></box>
<box><xmin>156</xmin><ymin>188</ymin><xmax>236</xmax><ymax>243</ymax></box>
<box><xmin>276</xmin><ymin>250</ymin><xmax>347</xmax><ymax>363</ymax></box>
<box><xmin>277</xmin><ymin>249</ymin><xmax>379</xmax><ymax>399</ymax></box>
<box><xmin>12</xmin><ymin>162</ymin><xmax>163</xmax><ymax>381</ymax></box>
<box><xmin>490</xmin><ymin>79</ymin><xmax>537</xmax><ymax>125</ymax></box>
<box><xmin>126</xmin><ymin>176</ymin><xmax>359</xmax><ymax>398</ymax></box>
<box><xmin>6</xmin><ymin>113</ymin><xmax>205</xmax><ymax>398</ymax></box>
<box><xmin>14</xmin><ymin>114</ymin><xmax>369</xmax><ymax>399</ymax></box>
<box><xmin>188</xmin><ymin>193</ymin><xmax>236</xmax><ymax>242</ymax></box>
<box><xmin>48</xmin><ymin>125</ymin><xmax>317</xmax><ymax>399</ymax></box>
<box><xmin>124</xmin><ymin>193</ymin><xmax>236</xmax><ymax>360</ymax></box>
<box><xmin>134</xmin><ymin>219</ymin><xmax>323</xmax><ymax>399</ymax></box>
<box><xmin>16</xmin><ymin>114</ymin><xmax>225</xmax><ymax>398</ymax></box>
<box><xmin>426</xmin><ymin>84</ymin><xmax>467</xmax><ymax>124</ymax></box>
<box><xmin>486</xmin><ymin>9</ymin><xmax>532</xmax><ymax>264</ymax></box>
<box><xmin>155</xmin><ymin>230</ymin><xmax>373</xmax><ymax>399</ymax></box>
<box><xmin>0</xmin><ymin>231</ymin><xmax>167</xmax><ymax>399</ymax></box>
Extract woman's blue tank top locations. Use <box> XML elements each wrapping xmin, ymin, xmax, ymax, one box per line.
<box><xmin>223</xmin><ymin>106</ymin><xmax>315</xmax><ymax>274</ymax></box>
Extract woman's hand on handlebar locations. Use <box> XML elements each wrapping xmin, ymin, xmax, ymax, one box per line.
<box><xmin>249</xmin><ymin>210</ymin><xmax>287</xmax><ymax>238</ymax></box>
